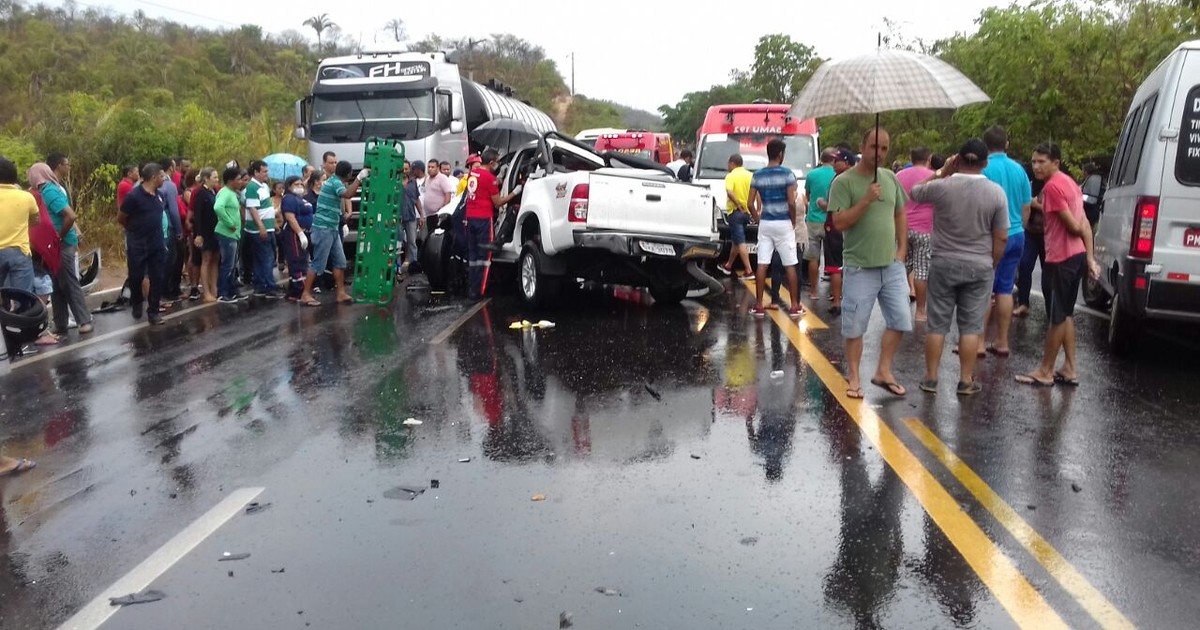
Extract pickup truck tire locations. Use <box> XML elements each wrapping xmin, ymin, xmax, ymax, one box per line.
<box><xmin>421</xmin><ymin>228</ymin><xmax>453</xmax><ymax>292</ymax></box>
<box><xmin>650</xmin><ymin>283</ymin><xmax>689</xmax><ymax>307</ymax></box>
<box><xmin>518</xmin><ymin>241</ymin><xmax>561</xmax><ymax>308</ymax></box>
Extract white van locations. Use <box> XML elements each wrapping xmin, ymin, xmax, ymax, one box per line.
<box><xmin>1094</xmin><ymin>40</ymin><xmax>1200</xmax><ymax>353</ymax></box>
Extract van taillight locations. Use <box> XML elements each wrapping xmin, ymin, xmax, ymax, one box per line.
<box><xmin>1129</xmin><ymin>196</ymin><xmax>1159</xmax><ymax>260</ymax></box>
<box><xmin>569</xmin><ymin>184</ymin><xmax>589</xmax><ymax>222</ymax></box>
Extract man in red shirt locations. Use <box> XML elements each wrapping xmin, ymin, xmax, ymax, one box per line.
<box><xmin>464</xmin><ymin>149</ymin><xmax>521</xmax><ymax>299</ymax></box>
<box><xmin>1016</xmin><ymin>143</ymin><xmax>1100</xmax><ymax>387</ymax></box>
<box><xmin>116</xmin><ymin>165</ymin><xmax>138</xmax><ymax>210</ymax></box>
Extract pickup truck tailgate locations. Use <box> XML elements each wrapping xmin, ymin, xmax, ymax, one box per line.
<box><xmin>585</xmin><ymin>170</ymin><xmax>714</xmax><ymax>239</ymax></box>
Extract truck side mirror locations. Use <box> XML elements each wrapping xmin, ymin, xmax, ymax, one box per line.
<box><xmin>293</xmin><ymin>127</ymin><xmax>307</xmax><ymax>140</ymax></box>
<box><xmin>449</xmin><ymin>120</ymin><xmax>465</xmax><ymax>134</ymax></box>
<box><xmin>293</xmin><ymin>98</ymin><xmax>309</xmax><ymax>140</ymax></box>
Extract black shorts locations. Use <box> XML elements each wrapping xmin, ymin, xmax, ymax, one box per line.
<box><xmin>1043</xmin><ymin>252</ymin><xmax>1085</xmax><ymax>325</ymax></box>
<box><xmin>201</xmin><ymin>232</ymin><xmax>220</xmax><ymax>253</ymax></box>
<box><xmin>823</xmin><ymin>228</ymin><xmax>844</xmax><ymax>273</ymax></box>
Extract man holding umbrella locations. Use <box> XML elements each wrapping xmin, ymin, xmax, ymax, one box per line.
<box><xmin>829</xmin><ymin>128</ymin><xmax>911</xmax><ymax>398</ymax></box>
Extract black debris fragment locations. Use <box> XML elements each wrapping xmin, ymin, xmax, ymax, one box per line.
<box><xmin>644</xmin><ymin>383</ymin><xmax>662</xmax><ymax>401</ymax></box>
<box><xmin>272</xmin><ymin>568</ymin><xmax>286</xmax><ymax>574</ymax></box>
<box><xmin>559</xmin><ymin>611</ymin><xmax>574</xmax><ymax>628</ymax></box>
<box><xmin>594</xmin><ymin>587</ymin><xmax>621</xmax><ymax>596</ymax></box>
<box><xmin>740</xmin><ymin>537</ymin><xmax>759</xmax><ymax>546</ymax></box>
<box><xmin>690</xmin><ymin>454</ymin><xmax>701</xmax><ymax>460</ymax></box>
<box><xmin>1071</xmin><ymin>483</ymin><xmax>1083</xmax><ymax>493</ymax></box>
<box><xmin>219</xmin><ymin>553</ymin><xmax>251</xmax><ymax>562</ymax></box>
<box><xmin>245</xmin><ymin>502</ymin><xmax>272</xmax><ymax>515</ymax></box>
<box><xmin>431</xmin><ymin>479</ymin><xmax>440</xmax><ymax>489</ymax></box>
<box><xmin>109</xmin><ymin>590</ymin><xmax>166</xmax><ymax>607</ymax></box>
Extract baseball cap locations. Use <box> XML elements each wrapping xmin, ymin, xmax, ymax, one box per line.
<box><xmin>834</xmin><ymin>148</ymin><xmax>858</xmax><ymax>165</ymax></box>
<box><xmin>957</xmin><ymin>138</ymin><xmax>989</xmax><ymax>164</ymax></box>
<box><xmin>411</xmin><ymin>160</ymin><xmax>425</xmax><ymax>172</ymax></box>
<box><xmin>465</xmin><ymin>154</ymin><xmax>482</xmax><ymax>166</ymax></box>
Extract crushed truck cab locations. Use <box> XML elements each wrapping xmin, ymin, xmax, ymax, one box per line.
<box><xmin>422</xmin><ymin>132</ymin><xmax>721</xmax><ymax>307</ymax></box>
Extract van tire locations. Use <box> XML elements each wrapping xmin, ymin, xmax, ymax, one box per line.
<box><xmin>518</xmin><ymin>241</ymin><xmax>561</xmax><ymax>308</ymax></box>
<box><xmin>1107</xmin><ymin>291</ymin><xmax>1139</xmax><ymax>356</ymax></box>
<box><xmin>650</xmin><ymin>281</ymin><xmax>689</xmax><ymax>307</ymax></box>
<box><xmin>1083</xmin><ymin>275</ymin><xmax>1111</xmax><ymax>309</ymax></box>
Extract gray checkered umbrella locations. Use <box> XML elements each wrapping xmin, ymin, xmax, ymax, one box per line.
<box><xmin>788</xmin><ymin>49</ymin><xmax>989</xmax><ymax>120</ymax></box>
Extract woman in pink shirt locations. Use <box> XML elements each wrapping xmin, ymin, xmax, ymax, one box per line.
<box><xmin>896</xmin><ymin>148</ymin><xmax>936</xmax><ymax>321</ymax></box>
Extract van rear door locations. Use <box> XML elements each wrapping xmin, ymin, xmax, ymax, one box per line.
<box><xmin>1156</xmin><ymin>49</ymin><xmax>1200</xmax><ymax>284</ymax></box>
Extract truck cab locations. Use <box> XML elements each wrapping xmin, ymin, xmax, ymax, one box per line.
<box><xmin>593</xmin><ymin>131</ymin><xmax>675</xmax><ymax>165</ymax></box>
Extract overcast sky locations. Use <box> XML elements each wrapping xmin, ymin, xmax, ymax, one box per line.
<box><xmin>57</xmin><ymin>0</ymin><xmax>1024</xmax><ymax>113</ymax></box>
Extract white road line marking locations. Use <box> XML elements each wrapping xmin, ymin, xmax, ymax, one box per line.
<box><xmin>430</xmin><ymin>298</ymin><xmax>490</xmax><ymax>345</ymax></box>
<box><xmin>11</xmin><ymin>302</ymin><xmax>219</xmax><ymax>371</ymax></box>
<box><xmin>56</xmin><ymin>487</ymin><xmax>264</xmax><ymax>630</ymax></box>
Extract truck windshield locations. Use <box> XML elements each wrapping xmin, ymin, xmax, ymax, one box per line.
<box><xmin>311</xmin><ymin>91</ymin><xmax>435</xmax><ymax>142</ymax></box>
<box><xmin>697</xmin><ymin>134</ymin><xmax>817</xmax><ymax>179</ymax></box>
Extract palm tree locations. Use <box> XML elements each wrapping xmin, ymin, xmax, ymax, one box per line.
<box><xmin>302</xmin><ymin>13</ymin><xmax>335</xmax><ymax>51</ymax></box>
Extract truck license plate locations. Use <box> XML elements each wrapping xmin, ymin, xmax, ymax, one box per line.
<box><xmin>1185</xmin><ymin>228</ymin><xmax>1200</xmax><ymax>248</ymax></box>
<box><xmin>639</xmin><ymin>241</ymin><xmax>676</xmax><ymax>256</ymax></box>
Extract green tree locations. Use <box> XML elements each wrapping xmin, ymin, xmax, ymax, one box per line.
<box><xmin>749</xmin><ymin>34</ymin><xmax>822</xmax><ymax>104</ymax></box>
<box><xmin>659</xmin><ymin>78</ymin><xmax>757</xmax><ymax>144</ymax></box>
<box><xmin>302</xmin><ymin>13</ymin><xmax>334</xmax><ymax>51</ymax></box>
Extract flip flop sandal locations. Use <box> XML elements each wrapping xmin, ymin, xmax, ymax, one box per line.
<box><xmin>0</xmin><ymin>458</ymin><xmax>36</xmax><ymax>477</ymax></box>
<box><xmin>300</xmin><ymin>299</ymin><xmax>322</xmax><ymax>307</ymax></box>
<box><xmin>1014</xmin><ymin>374</ymin><xmax>1055</xmax><ymax>387</ymax></box>
<box><xmin>919</xmin><ymin>379</ymin><xmax>939</xmax><ymax>393</ymax></box>
<box><xmin>846</xmin><ymin>388</ymin><xmax>865</xmax><ymax>400</ymax></box>
<box><xmin>1053</xmin><ymin>372</ymin><xmax>1080</xmax><ymax>387</ymax></box>
<box><xmin>870</xmin><ymin>378</ymin><xmax>907</xmax><ymax>396</ymax></box>
<box><xmin>987</xmin><ymin>346</ymin><xmax>1011</xmax><ymax>358</ymax></box>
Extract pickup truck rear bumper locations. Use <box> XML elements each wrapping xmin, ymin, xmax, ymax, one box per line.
<box><xmin>573</xmin><ymin>232</ymin><xmax>721</xmax><ymax>260</ymax></box>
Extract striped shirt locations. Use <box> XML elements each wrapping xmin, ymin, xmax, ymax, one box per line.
<box><xmin>314</xmin><ymin>177</ymin><xmax>345</xmax><ymax>231</ymax></box>
<box><xmin>751</xmin><ymin>166</ymin><xmax>797</xmax><ymax>222</ymax></box>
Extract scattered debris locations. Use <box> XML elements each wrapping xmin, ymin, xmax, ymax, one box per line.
<box><xmin>740</xmin><ymin>537</ymin><xmax>759</xmax><ymax>546</ymax></box>
<box><xmin>559</xmin><ymin>611</ymin><xmax>574</xmax><ymax>628</ymax></box>
<box><xmin>1026</xmin><ymin>505</ymin><xmax>1037</xmax><ymax>511</ymax></box>
<box><xmin>130</xmin><ymin>489</ymin><xmax>137</xmax><ymax>496</ymax></box>
<box><xmin>227</xmin><ymin>570</ymin><xmax>234</xmax><ymax>578</ymax></box>
<box><xmin>272</xmin><ymin>568</ymin><xmax>286</xmax><ymax>574</ymax></box>
<box><xmin>169</xmin><ymin>493</ymin><xmax>177</xmax><ymax>499</ymax></box>
<box><xmin>245</xmin><ymin>502</ymin><xmax>272</xmax><ymax>515</ymax></box>
<box><xmin>109</xmin><ymin>589</ymin><xmax>166</xmax><ymax>607</ymax></box>
<box><xmin>770</xmin><ymin>370</ymin><xmax>785</xmax><ymax>379</ymax></box>
<box><xmin>594</xmin><ymin>587</ymin><xmax>621</xmax><ymax>597</ymax></box>
<box><xmin>219</xmin><ymin>553</ymin><xmax>251</xmax><ymax>562</ymax></box>
<box><xmin>534</xmin><ymin>320</ymin><xmax>556</xmax><ymax>329</ymax></box>
<box><xmin>531</xmin><ymin>494</ymin><xmax>546</xmax><ymax>502</ymax></box>
<box><xmin>366</xmin><ymin>499</ymin><xmax>375</xmax><ymax>504</ymax></box>
<box><xmin>403</xmin><ymin>418</ymin><xmax>423</xmax><ymax>426</ymax></box>
<box><xmin>1071</xmin><ymin>483</ymin><xmax>1083</xmax><ymax>493</ymax></box>
<box><xmin>430</xmin><ymin>479</ymin><xmax>440</xmax><ymax>489</ymax></box>
<box><xmin>644</xmin><ymin>383</ymin><xmax>662</xmax><ymax>401</ymax></box>
<box><xmin>690</xmin><ymin>454</ymin><xmax>701</xmax><ymax>460</ymax></box>
<box><xmin>514</xmin><ymin>597</ymin><xmax>524</xmax><ymax>604</ymax></box>
<box><xmin>458</xmin><ymin>457</ymin><xmax>472</xmax><ymax>463</ymax></box>
<box><xmin>383</xmin><ymin>486</ymin><xmax>426</xmax><ymax>501</ymax></box>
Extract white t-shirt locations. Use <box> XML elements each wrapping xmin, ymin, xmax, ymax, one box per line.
<box><xmin>666</xmin><ymin>159</ymin><xmax>686</xmax><ymax>177</ymax></box>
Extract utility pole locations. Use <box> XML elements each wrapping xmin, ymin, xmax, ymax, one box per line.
<box><xmin>570</xmin><ymin>52</ymin><xmax>575</xmax><ymax>96</ymax></box>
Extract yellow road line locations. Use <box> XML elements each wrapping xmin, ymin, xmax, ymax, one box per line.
<box><xmin>903</xmin><ymin>418</ymin><xmax>1136</xmax><ymax>630</ymax></box>
<box><xmin>753</xmin><ymin>282</ymin><xmax>1067</xmax><ymax>628</ymax></box>
<box><xmin>739</xmin><ymin>278</ymin><xmax>828</xmax><ymax>330</ymax></box>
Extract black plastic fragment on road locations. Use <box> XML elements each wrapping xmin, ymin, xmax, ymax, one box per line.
<box><xmin>594</xmin><ymin>586</ymin><xmax>621</xmax><ymax>596</ymax></box>
<box><xmin>218</xmin><ymin>553</ymin><xmax>251</xmax><ymax>562</ymax></box>
<box><xmin>109</xmin><ymin>589</ymin><xmax>166</xmax><ymax>607</ymax></box>
<box><xmin>1071</xmin><ymin>483</ymin><xmax>1083</xmax><ymax>493</ymax></box>
<box><xmin>740</xmin><ymin>537</ymin><xmax>759</xmax><ymax>546</ymax></box>
<box><xmin>383</xmin><ymin>486</ymin><xmax>426</xmax><ymax>501</ymax></box>
<box><xmin>430</xmin><ymin>479</ymin><xmax>440</xmax><ymax>489</ymax></box>
<box><xmin>245</xmin><ymin>501</ymin><xmax>272</xmax><ymax>515</ymax></box>
<box><xmin>559</xmin><ymin>611</ymin><xmax>574</xmax><ymax>628</ymax></box>
<box><xmin>644</xmin><ymin>383</ymin><xmax>662</xmax><ymax>401</ymax></box>
<box><xmin>690</xmin><ymin>454</ymin><xmax>701</xmax><ymax>460</ymax></box>
<box><xmin>272</xmin><ymin>568</ymin><xmax>286</xmax><ymax>574</ymax></box>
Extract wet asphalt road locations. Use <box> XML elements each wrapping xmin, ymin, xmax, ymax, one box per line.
<box><xmin>0</xmin><ymin>272</ymin><xmax>1199</xmax><ymax>629</ymax></box>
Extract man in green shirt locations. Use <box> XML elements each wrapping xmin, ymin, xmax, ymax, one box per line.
<box><xmin>243</xmin><ymin>159</ymin><xmax>278</xmax><ymax>298</ymax></box>
<box><xmin>803</xmin><ymin>149</ymin><xmax>837</xmax><ymax>299</ymax></box>
<box><xmin>829</xmin><ymin>128</ymin><xmax>912</xmax><ymax>399</ymax></box>
<box><xmin>215</xmin><ymin>167</ymin><xmax>247</xmax><ymax>303</ymax></box>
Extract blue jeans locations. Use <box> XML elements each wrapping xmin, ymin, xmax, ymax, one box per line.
<box><xmin>728</xmin><ymin>210</ymin><xmax>750</xmax><ymax>245</ymax></box>
<box><xmin>0</xmin><ymin>247</ymin><xmax>34</xmax><ymax>293</ymax></box>
<box><xmin>400</xmin><ymin>220</ymin><xmax>419</xmax><ymax>266</ymax></box>
<box><xmin>249</xmin><ymin>231</ymin><xmax>276</xmax><ymax>292</ymax></box>
<box><xmin>127</xmin><ymin>237</ymin><xmax>166</xmax><ymax>314</ymax></box>
<box><xmin>217</xmin><ymin>234</ymin><xmax>240</xmax><ymax>299</ymax></box>
<box><xmin>465</xmin><ymin>218</ymin><xmax>492</xmax><ymax>298</ymax></box>
<box><xmin>1015</xmin><ymin>231</ymin><xmax>1044</xmax><ymax>307</ymax></box>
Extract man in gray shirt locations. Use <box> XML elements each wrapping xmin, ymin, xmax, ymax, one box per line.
<box><xmin>909</xmin><ymin>139</ymin><xmax>1009</xmax><ymax>396</ymax></box>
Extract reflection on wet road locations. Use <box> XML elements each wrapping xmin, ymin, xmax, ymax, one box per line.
<box><xmin>0</xmin><ymin>276</ymin><xmax>1198</xmax><ymax>629</ymax></box>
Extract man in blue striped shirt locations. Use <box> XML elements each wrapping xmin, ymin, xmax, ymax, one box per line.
<box><xmin>749</xmin><ymin>139</ymin><xmax>804</xmax><ymax>319</ymax></box>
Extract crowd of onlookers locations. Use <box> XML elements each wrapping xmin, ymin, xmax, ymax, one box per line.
<box><xmin>719</xmin><ymin>125</ymin><xmax>1099</xmax><ymax>397</ymax></box>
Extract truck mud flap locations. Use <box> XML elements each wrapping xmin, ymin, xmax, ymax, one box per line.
<box><xmin>686</xmin><ymin>260</ymin><xmax>724</xmax><ymax>298</ymax></box>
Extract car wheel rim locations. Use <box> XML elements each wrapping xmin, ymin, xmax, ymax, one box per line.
<box><xmin>521</xmin><ymin>254</ymin><xmax>537</xmax><ymax>299</ymax></box>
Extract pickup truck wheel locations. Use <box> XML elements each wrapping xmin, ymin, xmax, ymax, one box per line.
<box><xmin>1082</xmin><ymin>275</ymin><xmax>1110</xmax><ymax>309</ymax></box>
<box><xmin>421</xmin><ymin>228</ymin><xmax>452</xmax><ymax>291</ymax></box>
<box><xmin>650</xmin><ymin>283</ymin><xmax>688</xmax><ymax>307</ymax></box>
<box><xmin>1107</xmin><ymin>291</ymin><xmax>1139</xmax><ymax>356</ymax></box>
<box><xmin>519</xmin><ymin>241</ymin><xmax>561</xmax><ymax>308</ymax></box>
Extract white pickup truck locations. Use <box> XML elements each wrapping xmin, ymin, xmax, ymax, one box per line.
<box><xmin>421</xmin><ymin>132</ymin><xmax>722</xmax><ymax>307</ymax></box>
